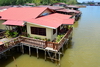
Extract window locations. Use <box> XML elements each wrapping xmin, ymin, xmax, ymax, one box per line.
<box><xmin>53</xmin><ymin>29</ymin><xmax>56</xmax><ymax>35</ymax></box>
<box><xmin>31</xmin><ymin>27</ymin><xmax>46</xmax><ymax>36</ymax></box>
<box><xmin>41</xmin><ymin>13</ymin><xmax>49</xmax><ymax>16</ymax></box>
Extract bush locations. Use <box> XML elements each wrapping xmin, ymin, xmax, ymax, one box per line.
<box><xmin>34</xmin><ymin>37</ymin><xmax>41</xmax><ymax>39</ymax></box>
<box><xmin>5</xmin><ymin>30</ymin><xmax>18</xmax><ymax>38</ymax></box>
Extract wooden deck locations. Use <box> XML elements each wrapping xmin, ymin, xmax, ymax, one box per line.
<box><xmin>20</xmin><ymin>27</ymin><xmax>73</xmax><ymax>51</ymax></box>
<box><xmin>0</xmin><ymin>27</ymin><xmax>73</xmax><ymax>66</ymax></box>
<box><xmin>0</xmin><ymin>27</ymin><xmax>73</xmax><ymax>53</ymax></box>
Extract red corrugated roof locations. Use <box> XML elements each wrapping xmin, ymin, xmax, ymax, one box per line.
<box><xmin>26</xmin><ymin>13</ymin><xmax>74</xmax><ymax>28</ymax></box>
<box><xmin>63</xmin><ymin>19</ymin><xmax>75</xmax><ymax>24</ymax></box>
<box><xmin>3</xmin><ymin>20</ymin><xmax>25</xmax><ymax>26</ymax></box>
<box><xmin>0</xmin><ymin>7</ymin><xmax>74</xmax><ymax>29</ymax></box>
<box><xmin>0</xmin><ymin>7</ymin><xmax>49</xmax><ymax>20</ymax></box>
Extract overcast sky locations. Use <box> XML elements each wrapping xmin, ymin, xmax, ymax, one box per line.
<box><xmin>77</xmin><ymin>0</ymin><xmax>100</xmax><ymax>3</ymax></box>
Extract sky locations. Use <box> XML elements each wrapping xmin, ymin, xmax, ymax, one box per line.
<box><xmin>77</xmin><ymin>0</ymin><xmax>100</xmax><ymax>3</ymax></box>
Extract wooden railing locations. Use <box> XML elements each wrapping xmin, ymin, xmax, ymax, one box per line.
<box><xmin>46</xmin><ymin>41</ymin><xmax>58</xmax><ymax>50</ymax></box>
<box><xmin>0</xmin><ymin>37</ymin><xmax>21</xmax><ymax>52</ymax></box>
<box><xmin>20</xmin><ymin>37</ymin><xmax>46</xmax><ymax>48</ymax></box>
<box><xmin>58</xmin><ymin>27</ymin><xmax>73</xmax><ymax>45</ymax></box>
<box><xmin>46</xmin><ymin>27</ymin><xmax>73</xmax><ymax>50</ymax></box>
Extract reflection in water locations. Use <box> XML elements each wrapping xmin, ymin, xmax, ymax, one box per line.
<box><xmin>0</xmin><ymin>6</ymin><xmax>100</xmax><ymax>67</ymax></box>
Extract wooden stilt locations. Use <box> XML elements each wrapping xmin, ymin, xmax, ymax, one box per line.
<box><xmin>29</xmin><ymin>46</ymin><xmax>31</xmax><ymax>56</ymax></box>
<box><xmin>62</xmin><ymin>46</ymin><xmax>64</xmax><ymax>53</ymax></box>
<box><xmin>45</xmin><ymin>50</ymin><xmax>46</xmax><ymax>61</ymax></box>
<box><xmin>17</xmin><ymin>46</ymin><xmax>19</xmax><ymax>52</ymax></box>
<box><xmin>36</xmin><ymin>48</ymin><xmax>39</xmax><ymax>59</ymax></box>
<box><xmin>22</xmin><ymin>45</ymin><xmax>24</xmax><ymax>54</ymax></box>
<box><xmin>58</xmin><ymin>53</ymin><xmax>61</xmax><ymax>66</ymax></box>
<box><xmin>66</xmin><ymin>43</ymin><xmax>68</xmax><ymax>49</ymax></box>
<box><xmin>55</xmin><ymin>52</ymin><xmax>57</xmax><ymax>65</ymax></box>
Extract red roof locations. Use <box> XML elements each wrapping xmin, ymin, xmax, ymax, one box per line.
<box><xmin>3</xmin><ymin>20</ymin><xmax>25</xmax><ymax>26</ymax></box>
<box><xmin>62</xmin><ymin>19</ymin><xmax>75</xmax><ymax>24</ymax></box>
<box><xmin>26</xmin><ymin>13</ymin><xmax>74</xmax><ymax>28</ymax></box>
<box><xmin>0</xmin><ymin>7</ymin><xmax>49</xmax><ymax>20</ymax></box>
<box><xmin>0</xmin><ymin>7</ymin><xmax>74</xmax><ymax>29</ymax></box>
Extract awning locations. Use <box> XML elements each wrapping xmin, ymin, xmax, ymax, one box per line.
<box><xmin>2</xmin><ymin>20</ymin><xmax>25</xmax><ymax>26</ymax></box>
<box><xmin>62</xmin><ymin>19</ymin><xmax>75</xmax><ymax>25</ymax></box>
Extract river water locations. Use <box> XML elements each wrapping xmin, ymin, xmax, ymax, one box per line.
<box><xmin>0</xmin><ymin>6</ymin><xmax>100</xmax><ymax>67</ymax></box>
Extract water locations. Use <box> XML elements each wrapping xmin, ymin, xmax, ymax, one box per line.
<box><xmin>0</xmin><ymin>6</ymin><xmax>100</xmax><ymax>67</ymax></box>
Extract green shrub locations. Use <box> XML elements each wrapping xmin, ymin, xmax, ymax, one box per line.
<box><xmin>5</xmin><ymin>30</ymin><xmax>18</xmax><ymax>38</ymax></box>
<box><xmin>34</xmin><ymin>37</ymin><xmax>41</xmax><ymax>39</ymax></box>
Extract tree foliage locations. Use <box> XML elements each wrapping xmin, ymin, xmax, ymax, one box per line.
<box><xmin>0</xmin><ymin>0</ymin><xmax>77</xmax><ymax>6</ymax></box>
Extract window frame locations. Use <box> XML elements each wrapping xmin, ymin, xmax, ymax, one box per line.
<box><xmin>31</xmin><ymin>27</ymin><xmax>46</xmax><ymax>36</ymax></box>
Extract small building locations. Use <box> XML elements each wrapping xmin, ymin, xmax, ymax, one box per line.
<box><xmin>0</xmin><ymin>6</ymin><xmax>11</xmax><ymax>12</ymax></box>
<box><xmin>37</xmin><ymin>5</ymin><xmax>81</xmax><ymax>21</ymax></box>
<box><xmin>37</xmin><ymin>5</ymin><xmax>64</xmax><ymax>10</ymax></box>
<box><xmin>51</xmin><ymin>3</ymin><xmax>68</xmax><ymax>7</ymax></box>
<box><xmin>0</xmin><ymin>7</ymin><xmax>74</xmax><ymax>41</ymax></box>
<box><xmin>66</xmin><ymin>5</ymin><xmax>80</xmax><ymax>10</ymax></box>
<box><xmin>24</xmin><ymin>3</ymin><xmax>36</xmax><ymax>7</ymax></box>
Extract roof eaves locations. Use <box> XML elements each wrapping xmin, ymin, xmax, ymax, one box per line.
<box><xmin>27</xmin><ymin>21</ymin><xmax>59</xmax><ymax>29</ymax></box>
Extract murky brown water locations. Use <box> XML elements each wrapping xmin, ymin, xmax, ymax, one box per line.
<box><xmin>0</xmin><ymin>6</ymin><xmax>100</xmax><ymax>67</ymax></box>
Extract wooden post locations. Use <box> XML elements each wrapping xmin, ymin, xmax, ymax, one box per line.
<box><xmin>17</xmin><ymin>46</ymin><xmax>19</xmax><ymax>52</ymax></box>
<box><xmin>58</xmin><ymin>53</ymin><xmax>61</xmax><ymax>66</ymax></box>
<box><xmin>13</xmin><ymin>57</ymin><xmax>17</xmax><ymax>67</ymax></box>
<box><xmin>29</xmin><ymin>46</ymin><xmax>31</xmax><ymax>56</ymax></box>
<box><xmin>45</xmin><ymin>50</ymin><xmax>46</xmax><ymax>61</ymax></box>
<box><xmin>62</xmin><ymin>46</ymin><xmax>63</xmax><ymax>52</ymax></box>
<box><xmin>45</xmin><ymin>38</ymin><xmax>47</xmax><ymax>48</ymax></box>
<box><xmin>22</xmin><ymin>44</ymin><xmax>24</xmax><ymax>54</ymax></box>
<box><xmin>55</xmin><ymin>52</ymin><xmax>57</xmax><ymax>64</ymax></box>
<box><xmin>66</xmin><ymin>43</ymin><xmax>68</xmax><ymax>49</ymax></box>
<box><xmin>53</xmin><ymin>43</ymin><xmax>55</xmax><ymax>49</ymax></box>
<box><xmin>36</xmin><ymin>48</ymin><xmax>39</xmax><ymax>59</ymax></box>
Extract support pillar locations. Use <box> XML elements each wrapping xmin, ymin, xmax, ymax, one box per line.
<box><xmin>55</xmin><ymin>52</ymin><xmax>57</xmax><ymax>64</ymax></box>
<box><xmin>22</xmin><ymin>45</ymin><xmax>24</xmax><ymax>54</ymax></box>
<box><xmin>29</xmin><ymin>46</ymin><xmax>31</xmax><ymax>56</ymax></box>
<box><xmin>66</xmin><ymin>43</ymin><xmax>68</xmax><ymax>49</ymax></box>
<box><xmin>58</xmin><ymin>53</ymin><xmax>61</xmax><ymax>66</ymax></box>
<box><xmin>45</xmin><ymin>50</ymin><xmax>46</xmax><ymax>61</ymax></box>
<box><xmin>17</xmin><ymin>46</ymin><xmax>19</xmax><ymax>52</ymax></box>
<box><xmin>36</xmin><ymin>48</ymin><xmax>39</xmax><ymax>59</ymax></box>
<box><xmin>62</xmin><ymin>46</ymin><xmax>64</xmax><ymax>52</ymax></box>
